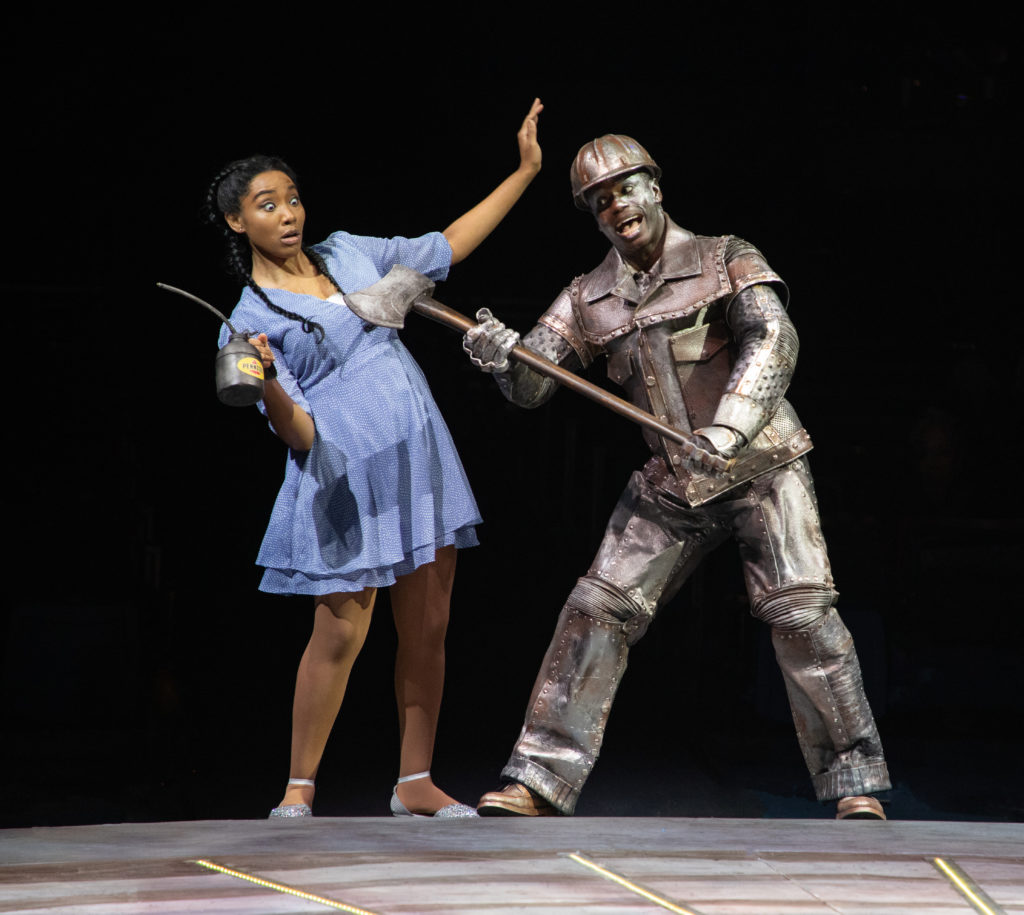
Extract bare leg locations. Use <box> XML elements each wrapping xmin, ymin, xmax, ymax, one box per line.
<box><xmin>390</xmin><ymin>545</ymin><xmax>461</xmax><ymax>814</ymax></box>
<box><xmin>277</xmin><ymin>588</ymin><xmax>376</xmax><ymax>809</ymax></box>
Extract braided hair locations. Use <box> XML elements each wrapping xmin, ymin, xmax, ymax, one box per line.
<box><xmin>203</xmin><ymin>155</ymin><xmax>338</xmax><ymax>342</ymax></box>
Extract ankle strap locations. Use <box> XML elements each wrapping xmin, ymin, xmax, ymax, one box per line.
<box><xmin>396</xmin><ymin>770</ymin><xmax>430</xmax><ymax>784</ymax></box>
<box><xmin>287</xmin><ymin>778</ymin><xmax>315</xmax><ymax>788</ymax></box>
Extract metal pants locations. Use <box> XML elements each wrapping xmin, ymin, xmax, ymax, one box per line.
<box><xmin>503</xmin><ymin>458</ymin><xmax>890</xmax><ymax>814</ymax></box>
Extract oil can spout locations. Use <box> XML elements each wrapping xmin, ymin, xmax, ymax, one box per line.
<box><xmin>156</xmin><ymin>281</ymin><xmax>265</xmax><ymax>407</ymax></box>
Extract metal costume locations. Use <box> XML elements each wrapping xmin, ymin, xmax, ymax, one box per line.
<box><xmin>477</xmin><ymin>151</ymin><xmax>890</xmax><ymax>813</ymax></box>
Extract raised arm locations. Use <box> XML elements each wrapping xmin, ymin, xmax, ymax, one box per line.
<box><xmin>442</xmin><ymin>98</ymin><xmax>542</xmax><ymax>265</ymax></box>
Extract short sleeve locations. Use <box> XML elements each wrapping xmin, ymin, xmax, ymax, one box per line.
<box><xmin>254</xmin><ymin>343</ymin><xmax>311</xmax><ymax>420</ymax></box>
<box><xmin>319</xmin><ymin>231</ymin><xmax>452</xmax><ymax>284</ymax></box>
<box><xmin>217</xmin><ymin>306</ymin><xmax>312</xmax><ymax>422</ymax></box>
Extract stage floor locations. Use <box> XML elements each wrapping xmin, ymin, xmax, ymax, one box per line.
<box><xmin>1</xmin><ymin>817</ymin><xmax>1021</xmax><ymax>914</ymax></box>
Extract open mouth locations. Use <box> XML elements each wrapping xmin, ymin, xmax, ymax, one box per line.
<box><xmin>281</xmin><ymin>230</ymin><xmax>301</xmax><ymax>245</ymax></box>
<box><xmin>616</xmin><ymin>214</ymin><xmax>643</xmax><ymax>239</ymax></box>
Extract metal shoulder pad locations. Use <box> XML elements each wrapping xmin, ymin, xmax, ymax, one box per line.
<box><xmin>537</xmin><ymin>283</ymin><xmax>596</xmax><ymax>368</ymax></box>
<box><xmin>726</xmin><ymin>236</ymin><xmax>789</xmax><ymax>308</ymax></box>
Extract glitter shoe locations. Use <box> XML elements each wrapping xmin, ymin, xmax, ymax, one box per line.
<box><xmin>269</xmin><ymin>777</ymin><xmax>315</xmax><ymax>819</ymax></box>
<box><xmin>269</xmin><ymin>803</ymin><xmax>312</xmax><ymax>818</ymax></box>
<box><xmin>390</xmin><ymin>770</ymin><xmax>479</xmax><ymax>818</ymax></box>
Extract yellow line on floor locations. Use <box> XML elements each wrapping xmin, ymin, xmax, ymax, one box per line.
<box><xmin>933</xmin><ymin>857</ymin><xmax>1006</xmax><ymax>915</ymax></box>
<box><xmin>193</xmin><ymin>859</ymin><xmax>379</xmax><ymax>914</ymax></box>
<box><xmin>568</xmin><ymin>852</ymin><xmax>703</xmax><ymax>914</ymax></box>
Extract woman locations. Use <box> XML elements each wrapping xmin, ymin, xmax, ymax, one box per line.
<box><xmin>207</xmin><ymin>100</ymin><xmax>542</xmax><ymax>817</ymax></box>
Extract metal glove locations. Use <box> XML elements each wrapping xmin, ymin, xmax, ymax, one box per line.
<box><xmin>463</xmin><ymin>308</ymin><xmax>521</xmax><ymax>373</ymax></box>
<box><xmin>687</xmin><ymin>425</ymin><xmax>745</xmax><ymax>472</ymax></box>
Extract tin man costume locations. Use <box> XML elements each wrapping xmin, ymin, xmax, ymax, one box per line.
<box><xmin>463</xmin><ymin>136</ymin><xmax>890</xmax><ymax>819</ymax></box>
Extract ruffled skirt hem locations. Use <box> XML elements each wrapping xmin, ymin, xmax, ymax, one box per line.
<box><xmin>257</xmin><ymin>525</ymin><xmax>479</xmax><ymax>595</ymax></box>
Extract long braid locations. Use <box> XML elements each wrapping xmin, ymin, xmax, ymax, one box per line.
<box><xmin>229</xmin><ymin>232</ymin><xmax>327</xmax><ymax>342</ymax></box>
<box><xmin>203</xmin><ymin>156</ymin><xmax>327</xmax><ymax>342</ymax></box>
<box><xmin>304</xmin><ymin>246</ymin><xmax>343</xmax><ymax>295</ymax></box>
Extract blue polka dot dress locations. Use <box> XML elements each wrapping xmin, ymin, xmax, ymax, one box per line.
<box><xmin>219</xmin><ymin>230</ymin><xmax>480</xmax><ymax>595</ymax></box>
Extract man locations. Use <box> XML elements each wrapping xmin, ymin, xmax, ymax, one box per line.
<box><xmin>462</xmin><ymin>135</ymin><xmax>890</xmax><ymax>819</ymax></box>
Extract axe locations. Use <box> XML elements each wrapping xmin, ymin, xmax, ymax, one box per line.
<box><xmin>344</xmin><ymin>265</ymin><xmax>732</xmax><ymax>474</ymax></box>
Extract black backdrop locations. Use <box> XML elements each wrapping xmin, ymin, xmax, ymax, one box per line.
<box><xmin>2</xmin><ymin>6</ymin><xmax>1020</xmax><ymax>826</ymax></box>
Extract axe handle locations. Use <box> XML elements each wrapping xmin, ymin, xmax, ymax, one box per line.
<box><xmin>412</xmin><ymin>297</ymin><xmax>733</xmax><ymax>474</ymax></box>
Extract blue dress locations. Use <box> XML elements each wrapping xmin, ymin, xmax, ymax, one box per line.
<box><xmin>220</xmin><ymin>230</ymin><xmax>481</xmax><ymax>595</ymax></box>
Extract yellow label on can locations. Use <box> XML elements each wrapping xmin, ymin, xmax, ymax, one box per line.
<box><xmin>237</xmin><ymin>357</ymin><xmax>265</xmax><ymax>379</ymax></box>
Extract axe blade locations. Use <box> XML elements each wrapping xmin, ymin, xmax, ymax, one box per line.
<box><xmin>343</xmin><ymin>264</ymin><xmax>436</xmax><ymax>329</ymax></box>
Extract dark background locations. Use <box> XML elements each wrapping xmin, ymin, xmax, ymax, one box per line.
<box><xmin>2</xmin><ymin>5</ymin><xmax>1020</xmax><ymax>827</ymax></box>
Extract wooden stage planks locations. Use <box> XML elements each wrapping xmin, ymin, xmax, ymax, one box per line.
<box><xmin>0</xmin><ymin>817</ymin><xmax>1021</xmax><ymax>914</ymax></box>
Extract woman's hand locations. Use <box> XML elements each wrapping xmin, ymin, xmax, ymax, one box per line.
<box><xmin>443</xmin><ymin>97</ymin><xmax>544</xmax><ymax>264</ymax></box>
<box><xmin>517</xmin><ymin>97</ymin><xmax>543</xmax><ymax>176</ymax></box>
<box><xmin>249</xmin><ymin>332</ymin><xmax>276</xmax><ymax>369</ymax></box>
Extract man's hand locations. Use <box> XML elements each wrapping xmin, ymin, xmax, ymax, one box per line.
<box><xmin>693</xmin><ymin>425</ymin><xmax>744</xmax><ymax>460</ymax></box>
<box><xmin>463</xmin><ymin>308</ymin><xmax>520</xmax><ymax>373</ymax></box>
<box><xmin>682</xmin><ymin>425</ymin><xmax>745</xmax><ymax>474</ymax></box>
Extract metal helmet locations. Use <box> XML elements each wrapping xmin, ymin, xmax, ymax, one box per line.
<box><xmin>570</xmin><ymin>135</ymin><xmax>661</xmax><ymax>210</ymax></box>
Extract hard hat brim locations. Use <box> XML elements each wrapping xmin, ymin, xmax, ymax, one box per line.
<box><xmin>573</xmin><ymin>163</ymin><xmax>662</xmax><ymax>210</ymax></box>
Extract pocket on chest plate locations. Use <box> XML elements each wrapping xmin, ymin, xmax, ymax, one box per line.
<box><xmin>669</xmin><ymin>319</ymin><xmax>733</xmax><ymax>428</ymax></box>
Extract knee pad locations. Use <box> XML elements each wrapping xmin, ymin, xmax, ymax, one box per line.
<box><xmin>752</xmin><ymin>585</ymin><xmax>837</xmax><ymax>631</ymax></box>
<box><xmin>566</xmin><ymin>575</ymin><xmax>652</xmax><ymax>644</ymax></box>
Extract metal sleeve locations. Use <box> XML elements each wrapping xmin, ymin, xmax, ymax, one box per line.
<box><xmin>714</xmin><ymin>284</ymin><xmax>799</xmax><ymax>442</ymax></box>
<box><xmin>495</xmin><ymin>324</ymin><xmax>583</xmax><ymax>408</ymax></box>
